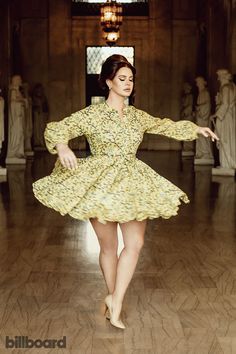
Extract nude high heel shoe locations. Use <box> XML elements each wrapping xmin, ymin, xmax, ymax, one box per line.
<box><xmin>102</xmin><ymin>299</ymin><xmax>110</xmax><ymax>319</ymax></box>
<box><xmin>104</xmin><ymin>294</ymin><xmax>126</xmax><ymax>329</ymax></box>
<box><xmin>104</xmin><ymin>307</ymin><xmax>110</xmax><ymax>320</ymax></box>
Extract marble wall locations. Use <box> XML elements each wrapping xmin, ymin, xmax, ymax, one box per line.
<box><xmin>0</xmin><ymin>2</ymin><xmax>10</xmax><ymax>95</ymax></box>
<box><xmin>0</xmin><ymin>0</ymin><xmax>235</xmax><ymax>150</ymax></box>
<box><xmin>207</xmin><ymin>0</ymin><xmax>236</xmax><ymax>93</ymax></box>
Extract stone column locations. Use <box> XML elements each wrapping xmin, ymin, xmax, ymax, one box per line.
<box><xmin>48</xmin><ymin>0</ymin><xmax>72</xmax><ymax>121</ymax></box>
<box><xmin>147</xmin><ymin>0</ymin><xmax>173</xmax><ymax>150</ymax></box>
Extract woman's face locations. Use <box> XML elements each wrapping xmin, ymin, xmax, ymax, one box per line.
<box><xmin>106</xmin><ymin>67</ymin><xmax>134</xmax><ymax>98</ymax></box>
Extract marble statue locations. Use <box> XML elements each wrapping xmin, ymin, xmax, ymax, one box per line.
<box><xmin>0</xmin><ymin>89</ymin><xmax>7</xmax><ymax>176</ymax></box>
<box><xmin>22</xmin><ymin>82</ymin><xmax>34</xmax><ymax>156</ymax></box>
<box><xmin>180</xmin><ymin>82</ymin><xmax>194</xmax><ymax>156</ymax></box>
<box><xmin>194</xmin><ymin>77</ymin><xmax>214</xmax><ymax>165</ymax></box>
<box><xmin>211</xmin><ymin>69</ymin><xmax>236</xmax><ymax>176</ymax></box>
<box><xmin>32</xmin><ymin>83</ymin><xmax>49</xmax><ymax>149</ymax></box>
<box><xmin>6</xmin><ymin>75</ymin><xmax>26</xmax><ymax>164</ymax></box>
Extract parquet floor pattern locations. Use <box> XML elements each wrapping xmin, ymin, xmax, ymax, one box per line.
<box><xmin>0</xmin><ymin>151</ymin><xmax>235</xmax><ymax>354</ymax></box>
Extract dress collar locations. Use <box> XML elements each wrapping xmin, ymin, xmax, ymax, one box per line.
<box><xmin>103</xmin><ymin>101</ymin><xmax>130</xmax><ymax>113</ymax></box>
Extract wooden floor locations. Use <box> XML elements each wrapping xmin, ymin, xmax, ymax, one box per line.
<box><xmin>0</xmin><ymin>151</ymin><xmax>235</xmax><ymax>354</ymax></box>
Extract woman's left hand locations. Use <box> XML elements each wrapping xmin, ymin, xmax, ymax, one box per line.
<box><xmin>197</xmin><ymin>126</ymin><xmax>219</xmax><ymax>142</ymax></box>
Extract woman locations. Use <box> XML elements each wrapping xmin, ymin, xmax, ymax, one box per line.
<box><xmin>33</xmin><ymin>55</ymin><xmax>218</xmax><ymax>330</ymax></box>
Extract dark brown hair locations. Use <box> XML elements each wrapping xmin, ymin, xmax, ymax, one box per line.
<box><xmin>98</xmin><ymin>54</ymin><xmax>136</xmax><ymax>102</ymax></box>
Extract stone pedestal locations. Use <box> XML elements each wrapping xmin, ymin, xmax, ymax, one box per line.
<box><xmin>25</xmin><ymin>151</ymin><xmax>34</xmax><ymax>157</ymax></box>
<box><xmin>212</xmin><ymin>175</ymin><xmax>235</xmax><ymax>184</ymax></box>
<box><xmin>182</xmin><ymin>151</ymin><xmax>194</xmax><ymax>157</ymax></box>
<box><xmin>194</xmin><ymin>158</ymin><xmax>214</xmax><ymax>165</ymax></box>
<box><xmin>212</xmin><ymin>166</ymin><xmax>235</xmax><ymax>176</ymax></box>
<box><xmin>6</xmin><ymin>157</ymin><xmax>26</xmax><ymax>165</ymax></box>
<box><xmin>0</xmin><ymin>166</ymin><xmax>7</xmax><ymax>182</ymax></box>
<box><xmin>147</xmin><ymin>140</ymin><xmax>164</xmax><ymax>151</ymax></box>
<box><xmin>194</xmin><ymin>164</ymin><xmax>211</xmax><ymax>172</ymax></box>
<box><xmin>0</xmin><ymin>167</ymin><xmax>7</xmax><ymax>175</ymax></box>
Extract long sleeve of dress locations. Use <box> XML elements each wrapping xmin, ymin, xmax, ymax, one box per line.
<box><xmin>143</xmin><ymin>111</ymin><xmax>199</xmax><ymax>141</ymax></box>
<box><xmin>44</xmin><ymin>109</ymin><xmax>88</xmax><ymax>154</ymax></box>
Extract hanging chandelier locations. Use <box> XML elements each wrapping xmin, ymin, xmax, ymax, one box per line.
<box><xmin>100</xmin><ymin>0</ymin><xmax>123</xmax><ymax>46</ymax></box>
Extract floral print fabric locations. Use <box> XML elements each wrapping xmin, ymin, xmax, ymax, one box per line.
<box><xmin>32</xmin><ymin>102</ymin><xmax>199</xmax><ymax>224</ymax></box>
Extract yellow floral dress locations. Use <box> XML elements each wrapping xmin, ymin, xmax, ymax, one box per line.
<box><xmin>32</xmin><ymin>102</ymin><xmax>199</xmax><ymax>224</ymax></box>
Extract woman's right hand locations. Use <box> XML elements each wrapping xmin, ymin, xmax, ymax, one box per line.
<box><xmin>56</xmin><ymin>143</ymin><xmax>78</xmax><ymax>170</ymax></box>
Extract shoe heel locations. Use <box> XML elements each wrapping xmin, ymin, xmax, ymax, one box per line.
<box><xmin>101</xmin><ymin>301</ymin><xmax>110</xmax><ymax>319</ymax></box>
<box><xmin>105</xmin><ymin>308</ymin><xmax>110</xmax><ymax>320</ymax></box>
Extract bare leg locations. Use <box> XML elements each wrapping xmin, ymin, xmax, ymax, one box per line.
<box><xmin>90</xmin><ymin>218</ymin><xmax>118</xmax><ymax>294</ymax></box>
<box><xmin>112</xmin><ymin>219</ymin><xmax>147</xmax><ymax>321</ymax></box>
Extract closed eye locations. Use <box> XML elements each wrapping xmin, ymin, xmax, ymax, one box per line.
<box><xmin>118</xmin><ymin>75</ymin><xmax>134</xmax><ymax>82</ymax></box>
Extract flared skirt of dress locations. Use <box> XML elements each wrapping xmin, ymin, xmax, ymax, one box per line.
<box><xmin>32</xmin><ymin>155</ymin><xmax>190</xmax><ymax>224</ymax></box>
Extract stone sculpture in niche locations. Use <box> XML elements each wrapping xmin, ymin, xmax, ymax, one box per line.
<box><xmin>211</xmin><ymin>69</ymin><xmax>236</xmax><ymax>176</ymax></box>
<box><xmin>194</xmin><ymin>76</ymin><xmax>214</xmax><ymax>165</ymax></box>
<box><xmin>180</xmin><ymin>82</ymin><xmax>194</xmax><ymax>156</ymax></box>
<box><xmin>32</xmin><ymin>83</ymin><xmax>49</xmax><ymax>150</ymax></box>
<box><xmin>22</xmin><ymin>82</ymin><xmax>34</xmax><ymax>157</ymax></box>
<box><xmin>6</xmin><ymin>75</ymin><xmax>26</xmax><ymax>164</ymax></box>
<box><xmin>0</xmin><ymin>89</ymin><xmax>7</xmax><ymax>175</ymax></box>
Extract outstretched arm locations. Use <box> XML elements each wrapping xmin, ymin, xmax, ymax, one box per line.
<box><xmin>142</xmin><ymin>111</ymin><xmax>219</xmax><ymax>142</ymax></box>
